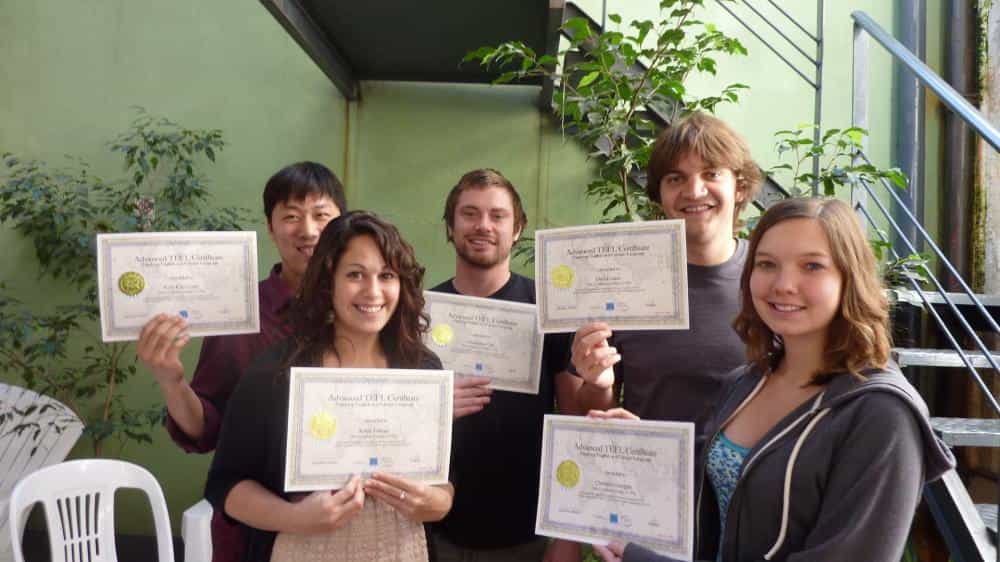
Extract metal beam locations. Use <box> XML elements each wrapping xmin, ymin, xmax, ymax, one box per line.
<box><xmin>259</xmin><ymin>0</ymin><xmax>359</xmax><ymax>100</ymax></box>
<box><xmin>539</xmin><ymin>0</ymin><xmax>566</xmax><ymax>110</ymax></box>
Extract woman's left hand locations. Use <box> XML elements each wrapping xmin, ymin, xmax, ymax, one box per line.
<box><xmin>363</xmin><ymin>472</ymin><xmax>454</xmax><ymax>523</ymax></box>
<box><xmin>593</xmin><ymin>541</ymin><xmax>626</xmax><ymax>562</ymax></box>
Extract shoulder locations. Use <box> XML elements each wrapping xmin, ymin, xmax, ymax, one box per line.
<box><xmin>429</xmin><ymin>278</ymin><xmax>457</xmax><ymax>294</ymax></box>
<box><xmin>500</xmin><ymin>273</ymin><xmax>536</xmax><ymax>304</ymax></box>
<box><xmin>420</xmin><ymin>352</ymin><xmax>443</xmax><ymax>370</ymax></box>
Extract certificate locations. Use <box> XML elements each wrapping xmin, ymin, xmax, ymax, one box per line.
<box><xmin>534</xmin><ymin>221</ymin><xmax>688</xmax><ymax>333</ymax></box>
<box><xmin>536</xmin><ymin>415</ymin><xmax>694</xmax><ymax>559</ymax></box>
<box><xmin>423</xmin><ymin>291</ymin><xmax>543</xmax><ymax>394</ymax></box>
<box><xmin>284</xmin><ymin>367</ymin><xmax>453</xmax><ymax>492</ymax></box>
<box><xmin>96</xmin><ymin>231</ymin><xmax>259</xmax><ymax>342</ymax></box>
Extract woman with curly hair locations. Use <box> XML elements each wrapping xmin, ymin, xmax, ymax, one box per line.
<box><xmin>593</xmin><ymin>197</ymin><xmax>954</xmax><ymax>562</ymax></box>
<box><xmin>205</xmin><ymin>211</ymin><xmax>451</xmax><ymax>562</ymax></box>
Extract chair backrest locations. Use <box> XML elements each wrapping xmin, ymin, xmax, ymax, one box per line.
<box><xmin>0</xmin><ymin>383</ymin><xmax>84</xmax><ymax>559</ymax></box>
<box><xmin>7</xmin><ymin>459</ymin><xmax>174</xmax><ymax>562</ymax></box>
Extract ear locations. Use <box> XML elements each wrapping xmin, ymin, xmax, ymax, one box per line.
<box><xmin>446</xmin><ymin>224</ymin><xmax>454</xmax><ymax>243</ymax></box>
<box><xmin>513</xmin><ymin>224</ymin><xmax>524</xmax><ymax>243</ymax></box>
<box><xmin>734</xmin><ymin>176</ymin><xmax>747</xmax><ymax>204</ymax></box>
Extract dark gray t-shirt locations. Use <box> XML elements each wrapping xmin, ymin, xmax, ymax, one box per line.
<box><xmin>612</xmin><ymin>239</ymin><xmax>747</xmax><ymax>430</ymax></box>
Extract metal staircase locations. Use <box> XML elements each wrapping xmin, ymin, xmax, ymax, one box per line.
<box><xmin>850</xmin><ymin>10</ymin><xmax>999</xmax><ymax>561</ymax></box>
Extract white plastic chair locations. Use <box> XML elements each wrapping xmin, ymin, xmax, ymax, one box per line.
<box><xmin>0</xmin><ymin>383</ymin><xmax>84</xmax><ymax>560</ymax></box>
<box><xmin>7</xmin><ymin>459</ymin><xmax>174</xmax><ymax>562</ymax></box>
<box><xmin>181</xmin><ymin>499</ymin><xmax>212</xmax><ymax>562</ymax></box>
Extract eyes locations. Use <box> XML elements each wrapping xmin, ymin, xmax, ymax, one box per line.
<box><xmin>753</xmin><ymin>259</ymin><xmax>829</xmax><ymax>272</ymax></box>
<box><xmin>345</xmin><ymin>270</ymin><xmax>397</xmax><ymax>281</ymax></box>
<box><xmin>459</xmin><ymin>208</ymin><xmax>511</xmax><ymax>221</ymax></box>
<box><xmin>282</xmin><ymin>211</ymin><xmax>334</xmax><ymax>223</ymax></box>
<box><xmin>663</xmin><ymin>169</ymin><xmax>726</xmax><ymax>184</ymax></box>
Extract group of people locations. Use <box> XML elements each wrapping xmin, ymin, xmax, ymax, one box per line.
<box><xmin>136</xmin><ymin>112</ymin><xmax>954</xmax><ymax>562</ymax></box>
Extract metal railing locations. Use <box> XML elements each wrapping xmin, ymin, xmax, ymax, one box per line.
<box><xmin>851</xmin><ymin>10</ymin><xmax>999</xmax><ymax>562</ymax></box>
<box><xmin>715</xmin><ymin>0</ymin><xmax>824</xmax><ymax>193</ymax></box>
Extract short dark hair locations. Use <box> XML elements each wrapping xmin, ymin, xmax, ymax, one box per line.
<box><xmin>646</xmin><ymin>112</ymin><xmax>762</xmax><ymax>231</ymax></box>
<box><xmin>286</xmin><ymin>211</ymin><xmax>433</xmax><ymax>369</ymax></box>
<box><xmin>263</xmin><ymin>162</ymin><xmax>347</xmax><ymax>223</ymax></box>
<box><xmin>442</xmin><ymin>169</ymin><xmax>527</xmax><ymax>241</ymax></box>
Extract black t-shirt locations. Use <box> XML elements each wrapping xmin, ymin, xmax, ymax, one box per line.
<box><xmin>431</xmin><ymin>273</ymin><xmax>572</xmax><ymax>548</ymax></box>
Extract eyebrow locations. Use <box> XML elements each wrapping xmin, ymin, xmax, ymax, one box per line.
<box><xmin>755</xmin><ymin>250</ymin><xmax>831</xmax><ymax>258</ymax></box>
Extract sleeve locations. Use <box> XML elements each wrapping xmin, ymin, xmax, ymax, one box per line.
<box><xmin>543</xmin><ymin>332</ymin><xmax>573</xmax><ymax>378</ymax></box>
<box><xmin>203</xmin><ymin>355</ymin><xmax>280</xmax><ymax>523</ymax></box>
<box><xmin>623</xmin><ymin>543</ymin><xmax>687</xmax><ymax>562</ymax></box>
<box><xmin>784</xmin><ymin>393</ymin><xmax>926</xmax><ymax>562</ymax></box>
<box><xmin>164</xmin><ymin>334</ymin><xmax>243</xmax><ymax>452</ymax></box>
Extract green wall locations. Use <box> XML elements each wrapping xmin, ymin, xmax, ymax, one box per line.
<box><xmin>0</xmin><ymin>0</ymin><xmax>349</xmax><ymax>534</ymax></box>
<box><xmin>1</xmin><ymin>0</ymin><xmax>950</xmax><ymax>536</ymax></box>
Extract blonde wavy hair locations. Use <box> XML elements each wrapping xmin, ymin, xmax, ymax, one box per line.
<box><xmin>732</xmin><ymin>197</ymin><xmax>891</xmax><ymax>383</ymax></box>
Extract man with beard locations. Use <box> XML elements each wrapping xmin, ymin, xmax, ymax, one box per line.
<box><xmin>429</xmin><ymin>169</ymin><xmax>578</xmax><ymax>561</ymax></box>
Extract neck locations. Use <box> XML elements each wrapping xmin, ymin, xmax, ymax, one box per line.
<box><xmin>452</xmin><ymin>259</ymin><xmax>512</xmax><ymax>297</ymax></box>
<box><xmin>774</xmin><ymin>333</ymin><xmax>827</xmax><ymax>386</ymax></box>
<box><xmin>330</xmin><ymin>332</ymin><xmax>385</xmax><ymax>368</ymax></box>
<box><xmin>279</xmin><ymin>265</ymin><xmax>302</xmax><ymax>294</ymax></box>
<box><xmin>687</xmin><ymin>235</ymin><xmax>736</xmax><ymax>266</ymax></box>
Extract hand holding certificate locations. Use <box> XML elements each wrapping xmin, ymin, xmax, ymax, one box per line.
<box><xmin>536</xmin><ymin>414</ymin><xmax>694</xmax><ymax>559</ymax></box>
<box><xmin>423</xmin><ymin>291</ymin><xmax>543</xmax><ymax>394</ymax></box>
<box><xmin>535</xmin><ymin>221</ymin><xmax>688</xmax><ymax>333</ymax></box>
<box><xmin>285</xmin><ymin>368</ymin><xmax>453</xmax><ymax>492</ymax></box>
<box><xmin>96</xmin><ymin>231</ymin><xmax>259</xmax><ymax>341</ymax></box>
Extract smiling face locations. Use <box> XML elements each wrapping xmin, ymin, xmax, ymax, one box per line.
<box><xmin>331</xmin><ymin>234</ymin><xmax>400</xmax><ymax>341</ymax></box>
<box><xmin>750</xmin><ymin>218</ymin><xmax>843</xmax><ymax>347</ymax></box>
<box><xmin>268</xmin><ymin>193</ymin><xmax>341</xmax><ymax>289</ymax></box>
<box><xmin>447</xmin><ymin>186</ymin><xmax>522</xmax><ymax>270</ymax></box>
<box><xmin>658</xmin><ymin>152</ymin><xmax>744</xmax><ymax>255</ymax></box>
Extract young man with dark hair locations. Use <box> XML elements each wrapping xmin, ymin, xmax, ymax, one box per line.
<box><xmin>569</xmin><ymin>112</ymin><xmax>763</xmax><ymax>429</ymax></box>
<box><xmin>430</xmin><ymin>169</ymin><xmax>579</xmax><ymax>561</ymax></box>
<box><xmin>136</xmin><ymin>161</ymin><xmax>346</xmax><ymax>562</ymax></box>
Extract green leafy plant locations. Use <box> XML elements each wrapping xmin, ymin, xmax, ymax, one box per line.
<box><xmin>0</xmin><ymin>109</ymin><xmax>252</xmax><ymax>456</ymax></box>
<box><xmin>465</xmin><ymin>0</ymin><xmax>749</xmax><ymax>236</ymax></box>
<box><xmin>768</xmin><ymin>124</ymin><xmax>907</xmax><ymax>197</ymax></box>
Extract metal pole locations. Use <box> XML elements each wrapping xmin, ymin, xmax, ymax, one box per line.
<box><xmin>851</xmin><ymin>21</ymin><xmax>870</xmax><ymax>210</ymax></box>
<box><xmin>812</xmin><ymin>0</ymin><xmax>824</xmax><ymax>195</ymax></box>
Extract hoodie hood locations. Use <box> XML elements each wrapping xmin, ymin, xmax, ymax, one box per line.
<box><xmin>819</xmin><ymin>365</ymin><xmax>955</xmax><ymax>483</ymax></box>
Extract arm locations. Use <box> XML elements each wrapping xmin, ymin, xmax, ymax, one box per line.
<box><xmin>568</xmin><ymin>322</ymin><xmax>619</xmax><ymax>412</ymax></box>
<box><xmin>137</xmin><ymin>315</ymin><xmax>207</xmax><ymax>442</ymax></box>
<box><xmin>784</xmin><ymin>394</ymin><xmax>927</xmax><ymax>562</ymax></box>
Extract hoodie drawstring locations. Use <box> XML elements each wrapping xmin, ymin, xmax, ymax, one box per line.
<box><xmin>763</xmin><ymin>397</ymin><xmax>832</xmax><ymax>560</ymax></box>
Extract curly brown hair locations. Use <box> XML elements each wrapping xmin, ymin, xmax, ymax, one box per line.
<box><xmin>732</xmin><ymin>197</ymin><xmax>891</xmax><ymax>383</ymax></box>
<box><xmin>286</xmin><ymin>211</ymin><xmax>433</xmax><ymax>368</ymax></box>
<box><xmin>646</xmin><ymin>112</ymin><xmax>763</xmax><ymax>231</ymax></box>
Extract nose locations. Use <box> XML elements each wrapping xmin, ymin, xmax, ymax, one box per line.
<box><xmin>682</xmin><ymin>175</ymin><xmax>708</xmax><ymax>198</ymax></box>
<box><xmin>771</xmin><ymin>266</ymin><xmax>798</xmax><ymax>294</ymax></box>
<box><xmin>300</xmin><ymin>215</ymin><xmax>321</xmax><ymax>239</ymax></box>
<box><xmin>474</xmin><ymin>214</ymin><xmax>492</xmax><ymax>232</ymax></box>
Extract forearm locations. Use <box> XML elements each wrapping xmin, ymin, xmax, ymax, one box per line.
<box><xmin>159</xmin><ymin>378</ymin><xmax>206</xmax><ymax>442</ymax></box>
<box><xmin>575</xmin><ymin>377</ymin><xmax>616</xmax><ymax>412</ymax></box>
<box><xmin>224</xmin><ymin>479</ymin><xmax>299</xmax><ymax>533</ymax></box>
<box><xmin>424</xmin><ymin>483</ymin><xmax>455</xmax><ymax>522</ymax></box>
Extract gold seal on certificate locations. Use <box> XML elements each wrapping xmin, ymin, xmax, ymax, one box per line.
<box><xmin>284</xmin><ymin>367</ymin><xmax>454</xmax><ymax>492</ymax></box>
<box><xmin>534</xmin><ymin>221</ymin><xmax>689</xmax><ymax>333</ymax></box>
<box><xmin>96</xmin><ymin>231</ymin><xmax>260</xmax><ymax>342</ymax></box>
<box><xmin>536</xmin><ymin>415</ymin><xmax>695</xmax><ymax>558</ymax></box>
<box><xmin>423</xmin><ymin>291</ymin><xmax>543</xmax><ymax>394</ymax></box>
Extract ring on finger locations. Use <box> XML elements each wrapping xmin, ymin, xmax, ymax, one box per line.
<box><xmin>399</xmin><ymin>491</ymin><xmax>406</xmax><ymax>501</ymax></box>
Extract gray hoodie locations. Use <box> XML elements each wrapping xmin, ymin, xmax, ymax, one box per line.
<box><xmin>624</xmin><ymin>365</ymin><xmax>955</xmax><ymax>562</ymax></box>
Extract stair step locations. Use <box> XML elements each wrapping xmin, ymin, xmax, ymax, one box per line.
<box><xmin>931</xmin><ymin>418</ymin><xmax>1000</xmax><ymax>448</ymax></box>
<box><xmin>893</xmin><ymin>290</ymin><xmax>1000</xmax><ymax>333</ymax></box>
<box><xmin>976</xmin><ymin>504</ymin><xmax>998</xmax><ymax>541</ymax></box>
<box><xmin>894</xmin><ymin>290</ymin><xmax>1000</xmax><ymax>307</ymax></box>
<box><xmin>892</xmin><ymin>347</ymin><xmax>1000</xmax><ymax>369</ymax></box>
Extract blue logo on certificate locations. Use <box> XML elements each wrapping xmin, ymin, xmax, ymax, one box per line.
<box><xmin>605</xmin><ymin>302</ymin><xmax>615</xmax><ymax>311</ymax></box>
<box><xmin>475</xmin><ymin>362</ymin><xmax>483</xmax><ymax>371</ymax></box>
<box><xmin>609</xmin><ymin>513</ymin><xmax>619</xmax><ymax>524</ymax></box>
<box><xmin>369</xmin><ymin>457</ymin><xmax>378</xmax><ymax>466</ymax></box>
<box><xmin>179</xmin><ymin>309</ymin><xmax>189</xmax><ymax>318</ymax></box>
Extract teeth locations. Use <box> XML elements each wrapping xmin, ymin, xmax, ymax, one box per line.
<box><xmin>684</xmin><ymin>205</ymin><xmax>712</xmax><ymax>213</ymax></box>
<box><xmin>772</xmin><ymin>303</ymin><xmax>803</xmax><ymax>312</ymax></box>
<box><xmin>357</xmin><ymin>305</ymin><xmax>383</xmax><ymax>313</ymax></box>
